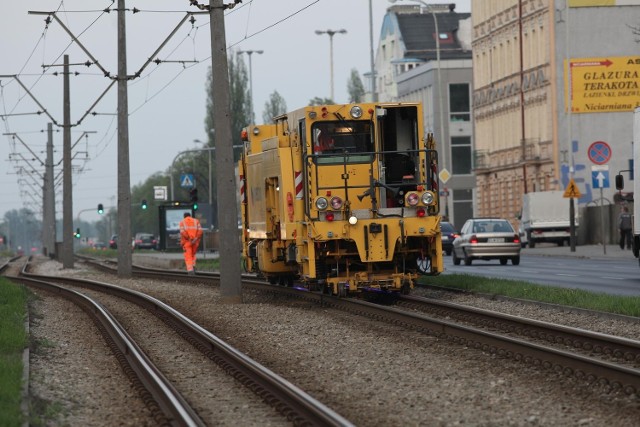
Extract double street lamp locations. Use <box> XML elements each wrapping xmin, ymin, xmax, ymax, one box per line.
<box><xmin>237</xmin><ymin>49</ymin><xmax>263</xmax><ymax>122</ymax></box>
<box><xmin>315</xmin><ymin>29</ymin><xmax>347</xmax><ymax>101</ymax></box>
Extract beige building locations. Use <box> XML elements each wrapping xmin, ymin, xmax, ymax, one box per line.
<box><xmin>471</xmin><ymin>0</ymin><xmax>640</xmax><ymax>230</ymax></box>
<box><xmin>472</xmin><ymin>0</ymin><xmax>556</xmax><ymax>219</ymax></box>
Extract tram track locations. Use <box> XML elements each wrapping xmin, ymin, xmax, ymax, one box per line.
<box><xmin>81</xmin><ymin>255</ymin><xmax>640</xmax><ymax>397</ymax></box>
<box><xmin>11</xmin><ymin>255</ymin><xmax>640</xmax><ymax>424</ymax></box>
<box><xmin>10</xmin><ymin>257</ymin><xmax>353</xmax><ymax>427</ymax></box>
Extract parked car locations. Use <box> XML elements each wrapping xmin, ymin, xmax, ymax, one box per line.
<box><xmin>452</xmin><ymin>218</ymin><xmax>521</xmax><ymax>266</ymax></box>
<box><xmin>109</xmin><ymin>234</ymin><xmax>118</xmax><ymax>249</ymax></box>
<box><xmin>134</xmin><ymin>233</ymin><xmax>157</xmax><ymax>250</ymax></box>
<box><xmin>92</xmin><ymin>241</ymin><xmax>107</xmax><ymax>250</ymax></box>
<box><xmin>440</xmin><ymin>221</ymin><xmax>459</xmax><ymax>256</ymax></box>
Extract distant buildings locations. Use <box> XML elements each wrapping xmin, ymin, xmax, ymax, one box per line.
<box><xmin>370</xmin><ymin>1</ymin><xmax>640</xmax><ymax>234</ymax></box>
<box><xmin>370</xmin><ymin>4</ymin><xmax>473</xmax><ymax>228</ymax></box>
<box><xmin>472</xmin><ymin>0</ymin><xmax>640</xmax><ymax>221</ymax></box>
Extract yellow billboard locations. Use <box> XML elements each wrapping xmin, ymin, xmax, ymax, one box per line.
<box><xmin>569</xmin><ymin>0</ymin><xmax>615</xmax><ymax>6</ymax></box>
<box><xmin>570</xmin><ymin>0</ymin><xmax>637</xmax><ymax>6</ymax></box>
<box><xmin>564</xmin><ymin>56</ymin><xmax>640</xmax><ymax>113</ymax></box>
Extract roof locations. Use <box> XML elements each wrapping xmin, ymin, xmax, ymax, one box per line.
<box><xmin>395</xmin><ymin>10</ymin><xmax>471</xmax><ymax>62</ymax></box>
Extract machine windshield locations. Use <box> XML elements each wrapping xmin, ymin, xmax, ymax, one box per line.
<box><xmin>311</xmin><ymin>121</ymin><xmax>373</xmax><ymax>164</ymax></box>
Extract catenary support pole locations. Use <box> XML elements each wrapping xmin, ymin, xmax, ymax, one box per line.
<box><xmin>62</xmin><ymin>55</ymin><xmax>74</xmax><ymax>268</ymax></box>
<box><xmin>117</xmin><ymin>0</ymin><xmax>133</xmax><ymax>277</ymax></box>
<box><xmin>43</xmin><ymin>123</ymin><xmax>56</xmax><ymax>257</ymax></box>
<box><xmin>210</xmin><ymin>0</ymin><xmax>242</xmax><ymax>303</ymax></box>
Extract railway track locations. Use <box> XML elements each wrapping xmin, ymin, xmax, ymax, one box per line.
<box><xmin>9</xmin><ymin>257</ymin><xmax>353</xmax><ymax>427</ymax></box>
<box><xmin>82</xmin><ymin>255</ymin><xmax>640</xmax><ymax>398</ymax></box>
<box><xmin>9</xmin><ymin>255</ymin><xmax>640</xmax><ymax>424</ymax></box>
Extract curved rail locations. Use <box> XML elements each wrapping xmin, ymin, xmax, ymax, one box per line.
<box><xmin>397</xmin><ymin>294</ymin><xmax>640</xmax><ymax>364</ymax></box>
<box><xmin>24</xmin><ymin>258</ymin><xmax>353</xmax><ymax>427</ymax></box>
<box><xmin>79</xmin><ymin>256</ymin><xmax>640</xmax><ymax>396</ymax></box>
<box><xmin>7</xmin><ymin>272</ymin><xmax>204</xmax><ymax>427</ymax></box>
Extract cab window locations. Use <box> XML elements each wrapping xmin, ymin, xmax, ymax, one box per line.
<box><xmin>311</xmin><ymin>121</ymin><xmax>373</xmax><ymax>164</ymax></box>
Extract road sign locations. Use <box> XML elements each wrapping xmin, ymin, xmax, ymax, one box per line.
<box><xmin>154</xmin><ymin>186</ymin><xmax>167</xmax><ymax>200</ymax></box>
<box><xmin>563</xmin><ymin>178</ymin><xmax>582</xmax><ymax>198</ymax></box>
<box><xmin>591</xmin><ymin>165</ymin><xmax>610</xmax><ymax>189</ymax></box>
<box><xmin>180</xmin><ymin>174</ymin><xmax>194</xmax><ymax>188</ymax></box>
<box><xmin>587</xmin><ymin>141</ymin><xmax>612</xmax><ymax>165</ymax></box>
<box><xmin>438</xmin><ymin>168</ymin><xmax>451</xmax><ymax>184</ymax></box>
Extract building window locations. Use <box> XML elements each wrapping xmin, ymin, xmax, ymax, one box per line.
<box><xmin>451</xmin><ymin>136</ymin><xmax>472</xmax><ymax>175</ymax></box>
<box><xmin>449</xmin><ymin>83</ymin><xmax>470</xmax><ymax>122</ymax></box>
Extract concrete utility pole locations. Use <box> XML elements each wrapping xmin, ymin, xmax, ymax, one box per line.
<box><xmin>210</xmin><ymin>0</ymin><xmax>242</xmax><ymax>303</ymax></box>
<box><xmin>117</xmin><ymin>0</ymin><xmax>133</xmax><ymax>277</ymax></box>
<box><xmin>62</xmin><ymin>55</ymin><xmax>74</xmax><ymax>269</ymax></box>
<box><xmin>42</xmin><ymin>123</ymin><xmax>56</xmax><ymax>257</ymax></box>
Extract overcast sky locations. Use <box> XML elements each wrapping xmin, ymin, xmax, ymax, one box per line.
<box><xmin>0</xmin><ymin>0</ymin><xmax>470</xmax><ymax>224</ymax></box>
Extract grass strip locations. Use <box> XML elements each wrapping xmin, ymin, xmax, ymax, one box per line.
<box><xmin>0</xmin><ymin>277</ymin><xmax>28</xmax><ymax>427</ymax></box>
<box><xmin>420</xmin><ymin>274</ymin><xmax>640</xmax><ymax>318</ymax></box>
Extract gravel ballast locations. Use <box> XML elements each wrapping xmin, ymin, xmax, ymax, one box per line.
<box><xmin>21</xmin><ymin>258</ymin><xmax>640</xmax><ymax>426</ymax></box>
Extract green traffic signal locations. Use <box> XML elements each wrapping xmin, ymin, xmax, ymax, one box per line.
<box><xmin>141</xmin><ymin>199</ymin><xmax>148</xmax><ymax>210</ymax></box>
<box><xmin>98</xmin><ymin>203</ymin><xmax>104</xmax><ymax>214</ymax></box>
<box><xmin>74</xmin><ymin>228</ymin><xmax>81</xmax><ymax>239</ymax></box>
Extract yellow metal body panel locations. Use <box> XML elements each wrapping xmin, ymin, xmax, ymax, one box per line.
<box><xmin>239</xmin><ymin>102</ymin><xmax>443</xmax><ymax>291</ymax></box>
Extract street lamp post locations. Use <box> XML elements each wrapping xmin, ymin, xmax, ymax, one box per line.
<box><xmin>315</xmin><ymin>29</ymin><xmax>347</xmax><ymax>101</ymax></box>
<box><xmin>193</xmin><ymin>139</ymin><xmax>212</xmax><ymax>213</ymax></box>
<box><xmin>170</xmin><ymin>148</ymin><xmax>216</xmax><ymax>201</ymax></box>
<box><xmin>237</xmin><ymin>49</ymin><xmax>263</xmax><ymax>122</ymax></box>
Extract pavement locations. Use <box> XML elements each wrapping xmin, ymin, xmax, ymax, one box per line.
<box><xmin>134</xmin><ymin>244</ymin><xmax>636</xmax><ymax>266</ymax></box>
<box><xmin>521</xmin><ymin>242</ymin><xmax>637</xmax><ymax>260</ymax></box>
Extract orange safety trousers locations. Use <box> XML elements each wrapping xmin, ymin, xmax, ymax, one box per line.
<box><xmin>182</xmin><ymin>240</ymin><xmax>200</xmax><ymax>272</ymax></box>
<box><xmin>179</xmin><ymin>216</ymin><xmax>202</xmax><ymax>272</ymax></box>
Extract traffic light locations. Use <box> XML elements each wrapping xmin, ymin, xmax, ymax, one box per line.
<box><xmin>189</xmin><ymin>188</ymin><xmax>198</xmax><ymax>210</ymax></box>
<box><xmin>97</xmin><ymin>203</ymin><xmax>104</xmax><ymax>214</ymax></box>
<box><xmin>141</xmin><ymin>199</ymin><xmax>148</xmax><ymax>210</ymax></box>
<box><xmin>74</xmin><ymin>228</ymin><xmax>81</xmax><ymax>239</ymax></box>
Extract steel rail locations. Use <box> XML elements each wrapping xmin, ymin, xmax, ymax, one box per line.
<box><xmin>78</xmin><ymin>256</ymin><xmax>640</xmax><ymax>396</ymax></box>
<box><xmin>239</xmin><ymin>281</ymin><xmax>640</xmax><ymax>397</ymax></box>
<box><xmin>7</xmin><ymin>273</ymin><xmax>204</xmax><ymax>427</ymax></box>
<box><xmin>397</xmin><ymin>294</ymin><xmax>640</xmax><ymax>364</ymax></box>
<box><xmin>24</xmin><ymin>259</ymin><xmax>354</xmax><ymax>427</ymax></box>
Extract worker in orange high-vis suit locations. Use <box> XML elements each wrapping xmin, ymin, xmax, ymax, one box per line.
<box><xmin>179</xmin><ymin>212</ymin><xmax>203</xmax><ymax>275</ymax></box>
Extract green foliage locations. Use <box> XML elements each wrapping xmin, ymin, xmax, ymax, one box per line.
<box><xmin>1</xmin><ymin>208</ymin><xmax>42</xmax><ymax>252</ymax></box>
<box><xmin>309</xmin><ymin>97</ymin><xmax>335</xmax><ymax>106</ymax></box>
<box><xmin>420</xmin><ymin>274</ymin><xmax>640</xmax><ymax>317</ymax></box>
<box><xmin>131</xmin><ymin>172</ymin><xmax>167</xmax><ymax>236</ymax></box>
<box><xmin>347</xmin><ymin>68</ymin><xmax>365</xmax><ymax>103</ymax></box>
<box><xmin>262</xmin><ymin>91</ymin><xmax>288</xmax><ymax>124</ymax></box>
<box><xmin>0</xmin><ymin>278</ymin><xmax>28</xmax><ymax>426</ymax></box>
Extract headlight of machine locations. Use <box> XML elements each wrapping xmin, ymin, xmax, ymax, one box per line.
<box><xmin>330</xmin><ymin>196</ymin><xmax>343</xmax><ymax>209</ymax></box>
<box><xmin>406</xmin><ymin>192</ymin><xmax>420</xmax><ymax>206</ymax></box>
<box><xmin>349</xmin><ymin>105</ymin><xmax>363</xmax><ymax>119</ymax></box>
<box><xmin>421</xmin><ymin>191</ymin><xmax>435</xmax><ymax>205</ymax></box>
<box><xmin>315</xmin><ymin>197</ymin><xmax>328</xmax><ymax>210</ymax></box>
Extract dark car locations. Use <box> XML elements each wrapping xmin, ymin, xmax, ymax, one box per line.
<box><xmin>109</xmin><ymin>234</ymin><xmax>118</xmax><ymax>249</ymax></box>
<box><xmin>440</xmin><ymin>221</ymin><xmax>459</xmax><ymax>256</ymax></box>
<box><xmin>452</xmin><ymin>218</ymin><xmax>521</xmax><ymax>266</ymax></box>
<box><xmin>134</xmin><ymin>233</ymin><xmax>157</xmax><ymax>250</ymax></box>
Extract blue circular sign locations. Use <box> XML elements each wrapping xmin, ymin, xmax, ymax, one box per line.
<box><xmin>588</xmin><ymin>141</ymin><xmax>611</xmax><ymax>165</ymax></box>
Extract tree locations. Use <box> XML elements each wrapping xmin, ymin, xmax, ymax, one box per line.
<box><xmin>202</xmin><ymin>50</ymin><xmax>252</xmax><ymax>228</ymax></box>
<box><xmin>262</xmin><ymin>91</ymin><xmax>287</xmax><ymax>124</ymax></box>
<box><xmin>347</xmin><ymin>68</ymin><xmax>365</xmax><ymax>103</ymax></box>
<box><xmin>204</xmin><ymin>50</ymin><xmax>252</xmax><ymax>158</ymax></box>
<box><xmin>131</xmin><ymin>172</ymin><xmax>166</xmax><ymax>236</ymax></box>
<box><xmin>308</xmin><ymin>97</ymin><xmax>334</xmax><ymax>106</ymax></box>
